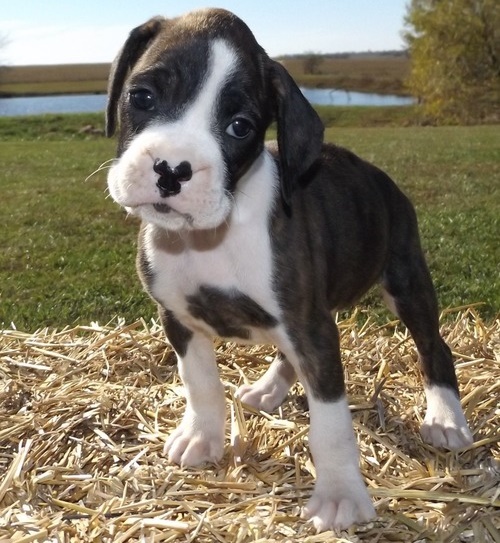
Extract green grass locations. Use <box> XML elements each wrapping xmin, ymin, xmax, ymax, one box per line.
<box><xmin>0</xmin><ymin>113</ymin><xmax>106</xmax><ymax>141</ymax></box>
<box><xmin>0</xmin><ymin>113</ymin><xmax>498</xmax><ymax>330</ymax></box>
<box><xmin>316</xmin><ymin>105</ymin><xmax>418</xmax><ymax>127</ymax></box>
<box><xmin>0</xmin><ymin>138</ymin><xmax>145</xmax><ymax>329</ymax></box>
<box><xmin>0</xmin><ymin>109</ymin><xmax>417</xmax><ymax>143</ymax></box>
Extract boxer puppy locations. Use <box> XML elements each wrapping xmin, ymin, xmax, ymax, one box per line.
<box><xmin>105</xmin><ymin>8</ymin><xmax>473</xmax><ymax>531</ymax></box>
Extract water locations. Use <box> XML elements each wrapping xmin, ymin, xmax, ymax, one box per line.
<box><xmin>300</xmin><ymin>88</ymin><xmax>415</xmax><ymax>107</ymax></box>
<box><xmin>0</xmin><ymin>93</ymin><xmax>108</xmax><ymax>117</ymax></box>
<box><xmin>0</xmin><ymin>88</ymin><xmax>414</xmax><ymax>117</ymax></box>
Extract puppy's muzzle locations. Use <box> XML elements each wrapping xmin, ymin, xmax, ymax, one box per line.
<box><xmin>154</xmin><ymin>159</ymin><xmax>193</xmax><ymax>198</ymax></box>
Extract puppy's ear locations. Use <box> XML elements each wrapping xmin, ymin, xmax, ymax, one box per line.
<box><xmin>106</xmin><ymin>17</ymin><xmax>164</xmax><ymax>137</ymax></box>
<box><xmin>269</xmin><ymin>61</ymin><xmax>324</xmax><ymax>207</ymax></box>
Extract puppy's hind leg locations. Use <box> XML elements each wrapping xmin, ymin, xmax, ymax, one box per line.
<box><xmin>236</xmin><ymin>352</ymin><xmax>296</xmax><ymax>412</ymax></box>
<box><xmin>382</xmin><ymin>228</ymin><xmax>473</xmax><ymax>450</ymax></box>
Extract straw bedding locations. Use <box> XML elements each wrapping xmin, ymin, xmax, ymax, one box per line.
<box><xmin>1</xmin><ymin>307</ymin><xmax>498</xmax><ymax>542</ymax></box>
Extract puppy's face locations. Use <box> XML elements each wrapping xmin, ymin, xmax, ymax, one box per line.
<box><xmin>106</xmin><ymin>9</ymin><xmax>324</xmax><ymax>231</ymax></box>
<box><xmin>107</xmin><ymin>12</ymin><xmax>273</xmax><ymax>231</ymax></box>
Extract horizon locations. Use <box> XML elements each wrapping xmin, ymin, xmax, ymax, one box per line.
<box><xmin>2</xmin><ymin>49</ymin><xmax>409</xmax><ymax>70</ymax></box>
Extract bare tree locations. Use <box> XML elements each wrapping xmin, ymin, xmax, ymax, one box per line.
<box><xmin>0</xmin><ymin>33</ymin><xmax>9</xmax><ymax>62</ymax></box>
<box><xmin>0</xmin><ymin>33</ymin><xmax>8</xmax><ymax>52</ymax></box>
<box><xmin>303</xmin><ymin>52</ymin><xmax>324</xmax><ymax>75</ymax></box>
<box><xmin>0</xmin><ymin>33</ymin><xmax>9</xmax><ymax>83</ymax></box>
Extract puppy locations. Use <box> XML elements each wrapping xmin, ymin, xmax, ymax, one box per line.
<box><xmin>105</xmin><ymin>8</ymin><xmax>473</xmax><ymax>532</ymax></box>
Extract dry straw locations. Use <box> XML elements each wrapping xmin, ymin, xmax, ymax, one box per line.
<box><xmin>0</xmin><ymin>307</ymin><xmax>498</xmax><ymax>542</ymax></box>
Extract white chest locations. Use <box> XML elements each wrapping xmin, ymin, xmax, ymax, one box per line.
<box><xmin>142</xmin><ymin>150</ymin><xmax>282</xmax><ymax>341</ymax></box>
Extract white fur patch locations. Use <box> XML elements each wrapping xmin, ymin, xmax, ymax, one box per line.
<box><xmin>421</xmin><ymin>384</ymin><xmax>473</xmax><ymax>449</ymax></box>
<box><xmin>302</xmin><ymin>396</ymin><xmax>375</xmax><ymax>531</ymax></box>
<box><xmin>107</xmin><ymin>40</ymin><xmax>238</xmax><ymax>231</ymax></box>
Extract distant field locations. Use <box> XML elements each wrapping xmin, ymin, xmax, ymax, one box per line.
<box><xmin>0</xmin><ymin>112</ymin><xmax>498</xmax><ymax>330</ymax></box>
<box><xmin>0</xmin><ymin>63</ymin><xmax>110</xmax><ymax>95</ymax></box>
<box><xmin>281</xmin><ymin>54</ymin><xmax>410</xmax><ymax>95</ymax></box>
<box><xmin>0</xmin><ymin>54</ymin><xmax>409</xmax><ymax>96</ymax></box>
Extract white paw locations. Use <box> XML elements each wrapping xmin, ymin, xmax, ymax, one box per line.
<box><xmin>420</xmin><ymin>417</ymin><xmax>473</xmax><ymax>450</ymax></box>
<box><xmin>421</xmin><ymin>385</ymin><xmax>473</xmax><ymax>450</ymax></box>
<box><xmin>164</xmin><ymin>419</ymin><xmax>224</xmax><ymax>467</ymax></box>
<box><xmin>303</xmin><ymin>396</ymin><xmax>376</xmax><ymax>531</ymax></box>
<box><xmin>302</xmin><ymin>482</ymin><xmax>375</xmax><ymax>532</ymax></box>
<box><xmin>236</xmin><ymin>381</ymin><xmax>288</xmax><ymax>413</ymax></box>
<box><xmin>236</xmin><ymin>355</ymin><xmax>295</xmax><ymax>413</ymax></box>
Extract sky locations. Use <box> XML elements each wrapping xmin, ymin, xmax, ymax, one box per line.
<box><xmin>1</xmin><ymin>1</ymin><xmax>409</xmax><ymax>66</ymax></box>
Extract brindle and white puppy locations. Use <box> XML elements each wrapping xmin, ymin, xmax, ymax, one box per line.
<box><xmin>106</xmin><ymin>8</ymin><xmax>473</xmax><ymax>532</ymax></box>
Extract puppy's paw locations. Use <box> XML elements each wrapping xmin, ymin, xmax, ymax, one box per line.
<box><xmin>420</xmin><ymin>418</ymin><xmax>473</xmax><ymax>450</ymax></box>
<box><xmin>301</xmin><ymin>483</ymin><xmax>375</xmax><ymax>532</ymax></box>
<box><xmin>236</xmin><ymin>356</ymin><xmax>295</xmax><ymax>413</ymax></box>
<box><xmin>236</xmin><ymin>382</ymin><xmax>287</xmax><ymax>413</ymax></box>
<box><xmin>164</xmin><ymin>423</ymin><xmax>224</xmax><ymax>467</ymax></box>
<box><xmin>421</xmin><ymin>385</ymin><xmax>473</xmax><ymax>450</ymax></box>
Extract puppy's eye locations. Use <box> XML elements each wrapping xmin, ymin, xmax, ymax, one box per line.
<box><xmin>129</xmin><ymin>89</ymin><xmax>155</xmax><ymax>111</ymax></box>
<box><xmin>226</xmin><ymin>118</ymin><xmax>253</xmax><ymax>139</ymax></box>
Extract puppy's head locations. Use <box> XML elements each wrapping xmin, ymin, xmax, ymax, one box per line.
<box><xmin>106</xmin><ymin>8</ymin><xmax>323</xmax><ymax>230</ymax></box>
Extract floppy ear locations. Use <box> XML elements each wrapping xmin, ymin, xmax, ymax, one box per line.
<box><xmin>106</xmin><ymin>17</ymin><xmax>164</xmax><ymax>137</ymax></box>
<box><xmin>269</xmin><ymin>61</ymin><xmax>324</xmax><ymax>207</ymax></box>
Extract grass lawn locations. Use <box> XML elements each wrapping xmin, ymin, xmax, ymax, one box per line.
<box><xmin>0</xmin><ymin>112</ymin><xmax>498</xmax><ymax>330</ymax></box>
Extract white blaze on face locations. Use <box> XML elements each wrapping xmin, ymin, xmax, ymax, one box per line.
<box><xmin>107</xmin><ymin>40</ymin><xmax>239</xmax><ymax>230</ymax></box>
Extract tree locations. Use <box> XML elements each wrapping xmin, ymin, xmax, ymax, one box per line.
<box><xmin>303</xmin><ymin>53</ymin><xmax>323</xmax><ymax>75</ymax></box>
<box><xmin>404</xmin><ymin>0</ymin><xmax>500</xmax><ymax>123</ymax></box>
<box><xmin>0</xmin><ymin>33</ymin><xmax>8</xmax><ymax>55</ymax></box>
<box><xmin>0</xmin><ymin>33</ymin><xmax>9</xmax><ymax>70</ymax></box>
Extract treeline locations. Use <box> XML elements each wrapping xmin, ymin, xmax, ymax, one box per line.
<box><xmin>278</xmin><ymin>50</ymin><xmax>408</xmax><ymax>60</ymax></box>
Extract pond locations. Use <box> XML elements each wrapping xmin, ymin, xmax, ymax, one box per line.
<box><xmin>0</xmin><ymin>93</ymin><xmax>108</xmax><ymax>117</ymax></box>
<box><xmin>0</xmin><ymin>88</ymin><xmax>415</xmax><ymax>117</ymax></box>
<box><xmin>300</xmin><ymin>88</ymin><xmax>414</xmax><ymax>107</ymax></box>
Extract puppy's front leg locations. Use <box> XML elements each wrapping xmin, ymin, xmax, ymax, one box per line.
<box><xmin>164</xmin><ymin>332</ymin><xmax>226</xmax><ymax>467</ymax></box>
<box><xmin>281</xmin><ymin>320</ymin><xmax>375</xmax><ymax>531</ymax></box>
<box><xmin>303</xmin><ymin>396</ymin><xmax>375</xmax><ymax>531</ymax></box>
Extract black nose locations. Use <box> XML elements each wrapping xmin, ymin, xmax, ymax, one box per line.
<box><xmin>154</xmin><ymin>159</ymin><xmax>192</xmax><ymax>197</ymax></box>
